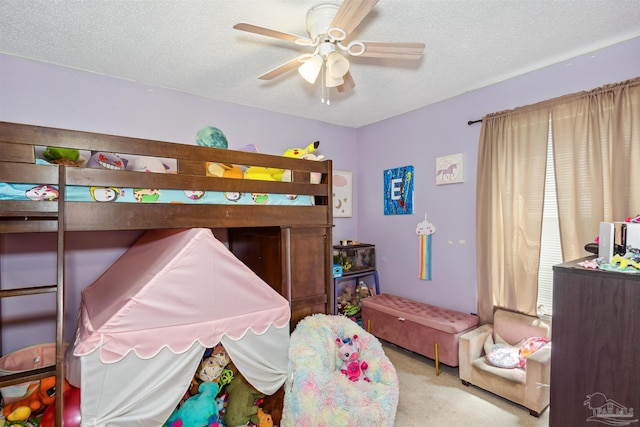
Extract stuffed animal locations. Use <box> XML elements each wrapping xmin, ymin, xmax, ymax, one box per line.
<box><xmin>206</xmin><ymin>143</ymin><xmax>258</xmax><ymax>179</ymax></box>
<box><xmin>278</xmin><ymin>151</ymin><xmax>326</xmax><ymax>183</ymax></box>
<box><xmin>3</xmin><ymin>376</ymin><xmax>70</xmax><ymax>418</ymax></box>
<box><xmin>196</xmin><ymin>126</ymin><xmax>228</xmax><ymax>149</ymax></box>
<box><xmin>5</xmin><ymin>405</ymin><xmax>32</xmax><ymax>423</ymax></box>
<box><xmin>164</xmin><ymin>381</ymin><xmax>220</xmax><ymax>427</ymax></box>
<box><xmin>86</xmin><ymin>151</ymin><xmax>128</xmax><ymax>170</ymax></box>
<box><xmin>355</xmin><ymin>281</ymin><xmax>371</xmax><ymax>307</ymax></box>
<box><xmin>337</xmin><ymin>286</ymin><xmax>359</xmax><ymax>316</ymax></box>
<box><xmin>244</xmin><ymin>166</ymin><xmax>276</xmax><ymax>181</ymax></box>
<box><xmin>129</xmin><ymin>156</ymin><xmax>170</xmax><ymax>173</ymax></box>
<box><xmin>339</xmin><ymin>285</ymin><xmax>353</xmax><ymax>306</ymax></box>
<box><xmin>41</xmin><ymin>146</ymin><xmax>83</xmax><ymax>167</ymax></box>
<box><xmin>351</xmin><ymin>288</ymin><xmax>361</xmax><ymax>308</ymax></box>
<box><xmin>260</xmin><ymin>386</ymin><xmax>284</xmax><ymax>427</ymax></box>
<box><xmin>256</xmin><ymin>408</ymin><xmax>273</xmax><ymax>427</ymax></box>
<box><xmin>215</xmin><ymin>392</ymin><xmax>228</xmax><ymax>422</ymax></box>
<box><xmin>224</xmin><ymin>373</ymin><xmax>265</xmax><ymax>427</ymax></box>
<box><xmin>336</xmin><ymin>335</ymin><xmax>370</xmax><ymax>382</ymax></box>
<box><xmin>268</xmin><ymin>141</ymin><xmax>321</xmax><ymax>181</ymax></box>
<box><xmin>198</xmin><ymin>344</ymin><xmax>231</xmax><ymax>383</ymax></box>
<box><xmin>206</xmin><ymin>162</ymin><xmax>244</xmax><ymax>179</ymax></box>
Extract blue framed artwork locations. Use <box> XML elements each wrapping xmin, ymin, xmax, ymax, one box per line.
<box><xmin>383</xmin><ymin>165</ymin><xmax>414</xmax><ymax>215</ymax></box>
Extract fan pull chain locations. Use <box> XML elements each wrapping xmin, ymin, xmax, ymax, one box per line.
<box><xmin>320</xmin><ymin>64</ymin><xmax>331</xmax><ymax>105</ymax></box>
<box><xmin>321</xmin><ymin>65</ymin><xmax>326</xmax><ymax>104</ymax></box>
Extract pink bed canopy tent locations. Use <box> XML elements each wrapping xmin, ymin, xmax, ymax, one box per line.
<box><xmin>66</xmin><ymin>228</ymin><xmax>290</xmax><ymax>426</ymax></box>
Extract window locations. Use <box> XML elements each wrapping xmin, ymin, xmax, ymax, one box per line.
<box><xmin>537</xmin><ymin>118</ymin><xmax>562</xmax><ymax>318</ymax></box>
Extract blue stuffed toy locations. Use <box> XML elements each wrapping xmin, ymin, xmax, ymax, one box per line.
<box><xmin>196</xmin><ymin>126</ymin><xmax>228</xmax><ymax>149</ymax></box>
<box><xmin>164</xmin><ymin>381</ymin><xmax>220</xmax><ymax>427</ymax></box>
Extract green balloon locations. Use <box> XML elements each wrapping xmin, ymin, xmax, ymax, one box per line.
<box><xmin>196</xmin><ymin>127</ymin><xmax>228</xmax><ymax>149</ymax></box>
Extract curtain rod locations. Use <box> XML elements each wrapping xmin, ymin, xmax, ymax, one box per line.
<box><xmin>467</xmin><ymin>119</ymin><xmax>483</xmax><ymax>126</ymax></box>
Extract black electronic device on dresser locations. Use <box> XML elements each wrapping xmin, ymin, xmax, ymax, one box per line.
<box><xmin>550</xmin><ymin>257</ymin><xmax>639</xmax><ymax>427</ymax></box>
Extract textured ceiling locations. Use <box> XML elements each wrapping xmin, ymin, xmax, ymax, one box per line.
<box><xmin>1</xmin><ymin>0</ymin><xmax>639</xmax><ymax>128</ymax></box>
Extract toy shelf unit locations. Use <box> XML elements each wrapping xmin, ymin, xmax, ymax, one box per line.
<box><xmin>333</xmin><ymin>243</ymin><xmax>376</xmax><ymax>277</ymax></box>
<box><xmin>333</xmin><ymin>271</ymin><xmax>380</xmax><ymax>316</ymax></box>
<box><xmin>332</xmin><ymin>243</ymin><xmax>379</xmax><ymax>318</ymax></box>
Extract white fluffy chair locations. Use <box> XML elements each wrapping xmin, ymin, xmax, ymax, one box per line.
<box><xmin>282</xmin><ymin>314</ymin><xmax>399</xmax><ymax>427</ymax></box>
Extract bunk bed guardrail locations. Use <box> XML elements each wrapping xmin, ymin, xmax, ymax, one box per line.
<box><xmin>0</xmin><ymin>121</ymin><xmax>334</xmax><ymax>232</ymax></box>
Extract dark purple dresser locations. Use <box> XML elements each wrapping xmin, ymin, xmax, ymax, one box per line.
<box><xmin>550</xmin><ymin>257</ymin><xmax>639</xmax><ymax>426</ymax></box>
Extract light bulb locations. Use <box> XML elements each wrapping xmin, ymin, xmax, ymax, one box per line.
<box><xmin>326</xmin><ymin>51</ymin><xmax>349</xmax><ymax>78</ymax></box>
<box><xmin>298</xmin><ymin>55</ymin><xmax>323</xmax><ymax>84</ymax></box>
<box><xmin>325</xmin><ymin>71</ymin><xmax>344</xmax><ymax>88</ymax></box>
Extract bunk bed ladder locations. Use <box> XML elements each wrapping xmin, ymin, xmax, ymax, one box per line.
<box><xmin>53</xmin><ymin>165</ymin><xmax>66</xmax><ymax>426</ymax></box>
<box><xmin>0</xmin><ymin>165</ymin><xmax>66</xmax><ymax>426</ymax></box>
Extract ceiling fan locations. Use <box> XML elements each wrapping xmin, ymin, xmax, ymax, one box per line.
<box><xmin>233</xmin><ymin>0</ymin><xmax>425</xmax><ymax>103</ymax></box>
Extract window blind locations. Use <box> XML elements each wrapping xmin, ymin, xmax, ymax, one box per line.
<box><xmin>537</xmin><ymin>119</ymin><xmax>562</xmax><ymax>318</ymax></box>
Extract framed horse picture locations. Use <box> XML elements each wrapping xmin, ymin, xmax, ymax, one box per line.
<box><xmin>435</xmin><ymin>153</ymin><xmax>463</xmax><ymax>185</ymax></box>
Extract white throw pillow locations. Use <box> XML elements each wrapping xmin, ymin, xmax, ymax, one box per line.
<box><xmin>486</xmin><ymin>343</ymin><xmax>520</xmax><ymax>369</ymax></box>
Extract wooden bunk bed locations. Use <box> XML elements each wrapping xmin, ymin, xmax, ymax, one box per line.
<box><xmin>0</xmin><ymin>121</ymin><xmax>334</xmax><ymax>425</ymax></box>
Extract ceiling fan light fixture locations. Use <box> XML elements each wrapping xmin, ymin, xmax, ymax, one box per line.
<box><xmin>326</xmin><ymin>51</ymin><xmax>349</xmax><ymax>78</ymax></box>
<box><xmin>327</xmin><ymin>27</ymin><xmax>347</xmax><ymax>42</ymax></box>
<box><xmin>233</xmin><ymin>0</ymin><xmax>425</xmax><ymax>102</ymax></box>
<box><xmin>305</xmin><ymin>3</ymin><xmax>340</xmax><ymax>41</ymax></box>
<box><xmin>325</xmin><ymin>71</ymin><xmax>344</xmax><ymax>88</ymax></box>
<box><xmin>298</xmin><ymin>54</ymin><xmax>323</xmax><ymax>84</ymax></box>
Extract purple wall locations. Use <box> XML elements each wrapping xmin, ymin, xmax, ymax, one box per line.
<box><xmin>357</xmin><ymin>37</ymin><xmax>640</xmax><ymax>314</ymax></box>
<box><xmin>0</xmin><ymin>54</ymin><xmax>358</xmax><ymax>351</ymax></box>
<box><xmin>1</xmin><ymin>36</ymin><xmax>638</xmax><ymax>351</ymax></box>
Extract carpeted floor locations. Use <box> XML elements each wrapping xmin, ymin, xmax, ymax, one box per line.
<box><xmin>382</xmin><ymin>341</ymin><xmax>550</xmax><ymax>427</ymax></box>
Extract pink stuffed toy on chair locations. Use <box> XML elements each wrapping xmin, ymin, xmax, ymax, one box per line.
<box><xmin>336</xmin><ymin>335</ymin><xmax>370</xmax><ymax>382</ymax></box>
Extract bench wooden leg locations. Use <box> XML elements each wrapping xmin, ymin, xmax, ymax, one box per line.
<box><xmin>434</xmin><ymin>342</ymin><xmax>440</xmax><ymax>376</ymax></box>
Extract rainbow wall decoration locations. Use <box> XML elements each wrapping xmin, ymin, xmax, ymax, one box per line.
<box><xmin>416</xmin><ymin>213</ymin><xmax>435</xmax><ymax>281</ymax></box>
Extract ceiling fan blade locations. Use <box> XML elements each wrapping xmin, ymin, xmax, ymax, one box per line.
<box><xmin>337</xmin><ymin>71</ymin><xmax>355</xmax><ymax>93</ymax></box>
<box><xmin>330</xmin><ymin>0</ymin><xmax>379</xmax><ymax>36</ymax></box>
<box><xmin>233</xmin><ymin>23</ymin><xmax>312</xmax><ymax>45</ymax></box>
<box><xmin>258</xmin><ymin>57</ymin><xmax>302</xmax><ymax>80</ymax></box>
<box><xmin>357</xmin><ymin>41</ymin><xmax>425</xmax><ymax>59</ymax></box>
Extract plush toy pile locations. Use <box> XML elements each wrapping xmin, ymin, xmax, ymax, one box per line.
<box><xmin>163</xmin><ymin>343</ymin><xmax>278</xmax><ymax>427</ymax></box>
<box><xmin>336</xmin><ymin>281</ymin><xmax>374</xmax><ymax>325</ymax></box>
<box><xmin>206</xmin><ymin>140</ymin><xmax>324</xmax><ymax>183</ymax></box>
<box><xmin>0</xmin><ymin>376</ymin><xmax>76</xmax><ymax>427</ymax></box>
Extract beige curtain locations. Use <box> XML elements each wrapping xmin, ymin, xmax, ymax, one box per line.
<box><xmin>476</xmin><ymin>107</ymin><xmax>550</xmax><ymax>323</ymax></box>
<box><xmin>476</xmin><ymin>77</ymin><xmax>640</xmax><ymax>324</ymax></box>
<box><xmin>552</xmin><ymin>78</ymin><xmax>640</xmax><ymax>261</ymax></box>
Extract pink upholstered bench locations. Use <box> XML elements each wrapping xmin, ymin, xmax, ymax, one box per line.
<box><xmin>361</xmin><ymin>293</ymin><xmax>478</xmax><ymax>373</ymax></box>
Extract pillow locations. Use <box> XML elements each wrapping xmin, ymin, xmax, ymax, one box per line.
<box><xmin>518</xmin><ymin>337</ymin><xmax>549</xmax><ymax>368</ymax></box>
<box><xmin>486</xmin><ymin>344</ymin><xmax>520</xmax><ymax>369</ymax></box>
<box><xmin>483</xmin><ymin>334</ymin><xmax>494</xmax><ymax>356</ymax></box>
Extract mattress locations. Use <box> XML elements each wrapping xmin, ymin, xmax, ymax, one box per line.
<box><xmin>0</xmin><ymin>150</ymin><xmax>315</xmax><ymax>206</ymax></box>
<box><xmin>0</xmin><ymin>182</ymin><xmax>314</xmax><ymax>206</ymax></box>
